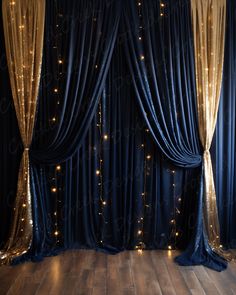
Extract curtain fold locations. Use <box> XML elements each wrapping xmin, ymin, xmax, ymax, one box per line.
<box><xmin>0</xmin><ymin>0</ymin><xmax>45</xmax><ymax>264</ymax></box>
<box><xmin>123</xmin><ymin>0</ymin><xmax>227</xmax><ymax>270</ymax></box>
<box><xmin>191</xmin><ymin>0</ymin><xmax>226</xmax><ymax>252</ymax></box>
<box><xmin>31</xmin><ymin>0</ymin><xmax>121</xmax><ymax>164</ymax></box>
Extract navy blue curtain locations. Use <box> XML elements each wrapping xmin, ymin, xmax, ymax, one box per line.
<box><xmin>0</xmin><ymin>0</ymin><xmax>235</xmax><ymax>272</ymax></box>
<box><xmin>26</xmin><ymin>33</ymin><xmax>193</xmax><ymax>260</ymax></box>
<box><xmin>32</xmin><ymin>0</ymin><xmax>121</xmax><ymax>163</ymax></box>
<box><xmin>212</xmin><ymin>0</ymin><xmax>236</xmax><ymax>249</ymax></box>
<box><xmin>123</xmin><ymin>0</ymin><xmax>227</xmax><ymax>270</ymax></box>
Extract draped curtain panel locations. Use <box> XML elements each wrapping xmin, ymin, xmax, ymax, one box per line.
<box><xmin>0</xmin><ymin>0</ymin><xmax>45</xmax><ymax>264</ymax></box>
<box><xmin>123</xmin><ymin>0</ymin><xmax>227</xmax><ymax>270</ymax></box>
<box><xmin>31</xmin><ymin>0</ymin><xmax>121</xmax><ymax>164</ymax></box>
<box><xmin>191</xmin><ymin>0</ymin><xmax>226</xmax><ymax>253</ymax></box>
<box><xmin>24</xmin><ymin>0</ymin><xmax>121</xmax><ymax>261</ymax></box>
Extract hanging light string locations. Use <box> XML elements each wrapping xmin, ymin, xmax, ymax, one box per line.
<box><xmin>168</xmin><ymin>169</ymin><xmax>176</xmax><ymax>250</ymax></box>
<box><xmin>97</xmin><ymin>99</ymin><xmax>108</xmax><ymax>245</ymax></box>
<box><xmin>50</xmin><ymin>0</ymin><xmax>64</xmax><ymax>244</ymax></box>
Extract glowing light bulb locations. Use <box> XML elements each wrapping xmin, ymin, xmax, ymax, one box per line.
<box><xmin>51</xmin><ymin>187</ymin><xmax>57</xmax><ymax>193</ymax></box>
<box><xmin>22</xmin><ymin>203</ymin><xmax>26</xmax><ymax>208</ymax></box>
<box><xmin>54</xmin><ymin>231</ymin><xmax>59</xmax><ymax>236</ymax></box>
<box><xmin>54</xmin><ymin>88</ymin><xmax>58</xmax><ymax>93</ymax></box>
<box><xmin>58</xmin><ymin>59</ymin><xmax>63</xmax><ymax>64</ymax></box>
<box><xmin>102</xmin><ymin>201</ymin><xmax>106</xmax><ymax>205</ymax></box>
<box><xmin>140</xmin><ymin>55</ymin><xmax>145</xmax><ymax>61</ymax></box>
<box><xmin>56</xmin><ymin>165</ymin><xmax>61</xmax><ymax>171</ymax></box>
<box><xmin>168</xmin><ymin>245</ymin><xmax>172</xmax><ymax>250</ymax></box>
<box><xmin>52</xmin><ymin>117</ymin><xmax>56</xmax><ymax>122</ymax></box>
<box><xmin>138</xmin><ymin>230</ymin><xmax>142</xmax><ymax>235</ymax></box>
<box><xmin>103</xmin><ymin>134</ymin><xmax>108</xmax><ymax>140</ymax></box>
<box><xmin>96</xmin><ymin>170</ymin><xmax>100</xmax><ymax>175</ymax></box>
<box><xmin>146</xmin><ymin>155</ymin><xmax>151</xmax><ymax>160</ymax></box>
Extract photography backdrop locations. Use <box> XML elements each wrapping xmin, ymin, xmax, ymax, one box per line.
<box><xmin>0</xmin><ymin>0</ymin><xmax>235</xmax><ymax>272</ymax></box>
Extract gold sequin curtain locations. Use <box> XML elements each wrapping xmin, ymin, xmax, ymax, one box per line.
<box><xmin>191</xmin><ymin>0</ymin><xmax>226</xmax><ymax>250</ymax></box>
<box><xmin>0</xmin><ymin>0</ymin><xmax>45</xmax><ymax>264</ymax></box>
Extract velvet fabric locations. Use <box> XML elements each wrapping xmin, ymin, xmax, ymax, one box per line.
<box><xmin>123</xmin><ymin>0</ymin><xmax>227</xmax><ymax>270</ymax></box>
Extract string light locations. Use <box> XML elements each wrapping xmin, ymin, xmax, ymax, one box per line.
<box><xmin>51</xmin><ymin>187</ymin><xmax>57</xmax><ymax>193</ymax></box>
<box><xmin>54</xmin><ymin>88</ymin><xmax>58</xmax><ymax>93</ymax></box>
<box><xmin>97</xmin><ymin>99</ymin><xmax>109</xmax><ymax>245</ymax></box>
<box><xmin>140</xmin><ymin>55</ymin><xmax>145</xmax><ymax>61</ymax></box>
<box><xmin>58</xmin><ymin>59</ymin><xmax>63</xmax><ymax>64</ymax></box>
<box><xmin>56</xmin><ymin>165</ymin><xmax>61</xmax><ymax>171</ymax></box>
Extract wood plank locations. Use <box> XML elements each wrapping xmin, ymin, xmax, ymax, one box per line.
<box><xmin>206</xmin><ymin>266</ymin><xmax>235</xmax><ymax>295</ymax></box>
<box><xmin>180</xmin><ymin>267</ymin><xmax>206</xmax><ymax>295</ymax></box>
<box><xmin>130</xmin><ymin>251</ymin><xmax>162</xmax><ymax>295</ymax></box>
<box><xmin>164</xmin><ymin>251</ymin><xmax>191</xmax><ymax>295</ymax></box>
<box><xmin>151</xmin><ymin>250</ymin><xmax>176</xmax><ymax>295</ymax></box>
<box><xmin>193</xmin><ymin>266</ymin><xmax>221</xmax><ymax>295</ymax></box>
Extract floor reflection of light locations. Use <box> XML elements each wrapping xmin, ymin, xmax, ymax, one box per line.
<box><xmin>51</xmin><ymin>258</ymin><xmax>61</xmax><ymax>283</ymax></box>
<box><xmin>167</xmin><ymin>250</ymin><xmax>172</xmax><ymax>258</ymax></box>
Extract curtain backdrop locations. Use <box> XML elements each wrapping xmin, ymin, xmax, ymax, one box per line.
<box><xmin>0</xmin><ymin>0</ymin><xmax>45</xmax><ymax>264</ymax></box>
<box><xmin>123</xmin><ymin>0</ymin><xmax>226</xmax><ymax>270</ymax></box>
<box><xmin>0</xmin><ymin>0</ymin><xmax>235</xmax><ymax>272</ymax></box>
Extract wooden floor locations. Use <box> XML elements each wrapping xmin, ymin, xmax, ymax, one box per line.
<box><xmin>0</xmin><ymin>250</ymin><xmax>236</xmax><ymax>295</ymax></box>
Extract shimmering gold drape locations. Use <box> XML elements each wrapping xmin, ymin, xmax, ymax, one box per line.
<box><xmin>0</xmin><ymin>0</ymin><xmax>45</xmax><ymax>264</ymax></box>
<box><xmin>191</xmin><ymin>0</ymin><xmax>226</xmax><ymax>251</ymax></box>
